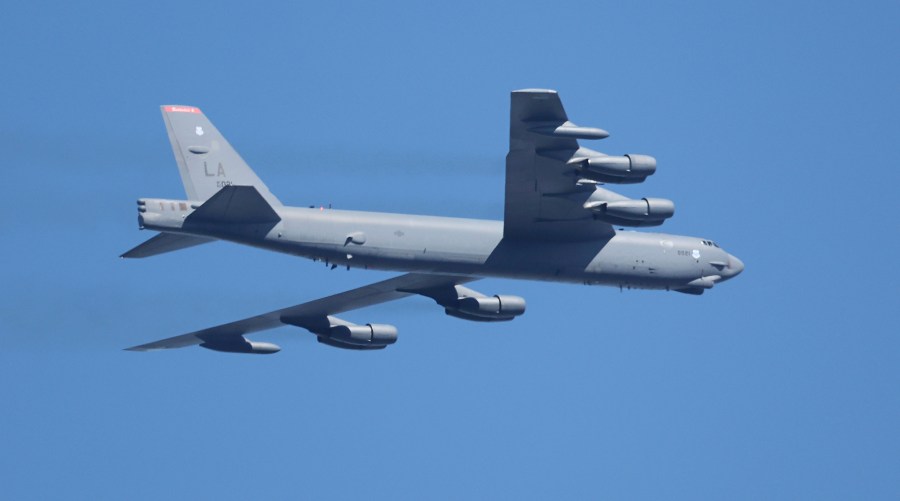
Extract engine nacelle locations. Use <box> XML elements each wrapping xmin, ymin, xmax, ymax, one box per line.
<box><xmin>317</xmin><ymin>336</ymin><xmax>388</xmax><ymax>350</ymax></box>
<box><xmin>446</xmin><ymin>295</ymin><xmax>526</xmax><ymax>322</ymax></box>
<box><xmin>604</xmin><ymin>197</ymin><xmax>675</xmax><ymax>220</ymax></box>
<box><xmin>329</xmin><ymin>323</ymin><xmax>398</xmax><ymax>347</ymax></box>
<box><xmin>590</xmin><ymin>197</ymin><xmax>675</xmax><ymax>227</ymax></box>
<box><xmin>200</xmin><ymin>339</ymin><xmax>281</xmax><ymax>354</ymax></box>
<box><xmin>580</xmin><ymin>154</ymin><xmax>656</xmax><ymax>183</ymax></box>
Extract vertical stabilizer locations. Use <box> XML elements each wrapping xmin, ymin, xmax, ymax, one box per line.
<box><xmin>160</xmin><ymin>105</ymin><xmax>281</xmax><ymax>206</ymax></box>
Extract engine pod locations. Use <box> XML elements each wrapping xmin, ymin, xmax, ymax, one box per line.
<box><xmin>329</xmin><ymin>323</ymin><xmax>398</xmax><ymax>346</ymax></box>
<box><xmin>603</xmin><ymin>198</ymin><xmax>675</xmax><ymax>220</ymax></box>
<box><xmin>579</xmin><ymin>154</ymin><xmax>656</xmax><ymax>183</ymax></box>
<box><xmin>448</xmin><ymin>295</ymin><xmax>527</xmax><ymax>321</ymax></box>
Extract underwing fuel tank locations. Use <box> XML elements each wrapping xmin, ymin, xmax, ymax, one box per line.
<box><xmin>200</xmin><ymin>339</ymin><xmax>281</xmax><ymax>354</ymax></box>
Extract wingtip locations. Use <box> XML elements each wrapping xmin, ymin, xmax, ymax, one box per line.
<box><xmin>124</xmin><ymin>345</ymin><xmax>153</xmax><ymax>352</ymax></box>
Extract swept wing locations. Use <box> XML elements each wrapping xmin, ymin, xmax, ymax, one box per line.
<box><xmin>504</xmin><ymin>90</ymin><xmax>673</xmax><ymax>239</ymax></box>
<box><xmin>503</xmin><ymin>89</ymin><xmax>615</xmax><ymax>240</ymax></box>
<box><xmin>126</xmin><ymin>273</ymin><xmax>480</xmax><ymax>352</ymax></box>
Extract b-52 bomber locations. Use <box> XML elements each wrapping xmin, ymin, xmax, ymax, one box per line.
<box><xmin>123</xmin><ymin>89</ymin><xmax>743</xmax><ymax>354</ymax></box>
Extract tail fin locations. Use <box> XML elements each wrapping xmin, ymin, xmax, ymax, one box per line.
<box><xmin>161</xmin><ymin>105</ymin><xmax>281</xmax><ymax>206</ymax></box>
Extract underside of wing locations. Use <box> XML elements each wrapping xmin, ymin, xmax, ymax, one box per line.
<box><xmin>504</xmin><ymin>89</ymin><xmax>613</xmax><ymax>240</ymax></box>
<box><xmin>503</xmin><ymin>89</ymin><xmax>675</xmax><ymax>240</ymax></box>
<box><xmin>125</xmin><ymin>273</ymin><xmax>482</xmax><ymax>353</ymax></box>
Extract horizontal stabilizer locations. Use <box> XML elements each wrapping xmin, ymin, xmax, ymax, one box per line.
<box><xmin>121</xmin><ymin>232</ymin><xmax>215</xmax><ymax>259</ymax></box>
<box><xmin>186</xmin><ymin>185</ymin><xmax>281</xmax><ymax>224</ymax></box>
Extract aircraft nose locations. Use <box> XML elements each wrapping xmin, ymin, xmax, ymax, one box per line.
<box><xmin>726</xmin><ymin>254</ymin><xmax>744</xmax><ymax>277</ymax></box>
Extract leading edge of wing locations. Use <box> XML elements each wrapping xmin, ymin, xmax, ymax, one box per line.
<box><xmin>124</xmin><ymin>273</ymin><xmax>480</xmax><ymax>351</ymax></box>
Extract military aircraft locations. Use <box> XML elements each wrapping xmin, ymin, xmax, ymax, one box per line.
<box><xmin>123</xmin><ymin>89</ymin><xmax>743</xmax><ymax>354</ymax></box>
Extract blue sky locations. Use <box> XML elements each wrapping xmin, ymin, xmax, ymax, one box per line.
<box><xmin>1</xmin><ymin>1</ymin><xmax>898</xmax><ymax>499</ymax></box>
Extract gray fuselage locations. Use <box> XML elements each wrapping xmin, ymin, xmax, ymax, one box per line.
<box><xmin>139</xmin><ymin>198</ymin><xmax>743</xmax><ymax>291</ymax></box>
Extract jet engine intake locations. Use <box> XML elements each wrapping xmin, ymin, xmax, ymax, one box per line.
<box><xmin>579</xmin><ymin>154</ymin><xmax>656</xmax><ymax>184</ymax></box>
<box><xmin>329</xmin><ymin>323</ymin><xmax>398</xmax><ymax>347</ymax></box>
<box><xmin>446</xmin><ymin>295</ymin><xmax>526</xmax><ymax>322</ymax></box>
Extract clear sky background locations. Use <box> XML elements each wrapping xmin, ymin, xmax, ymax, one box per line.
<box><xmin>1</xmin><ymin>1</ymin><xmax>898</xmax><ymax>499</ymax></box>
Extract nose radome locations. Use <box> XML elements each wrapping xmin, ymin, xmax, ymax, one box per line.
<box><xmin>727</xmin><ymin>254</ymin><xmax>745</xmax><ymax>277</ymax></box>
